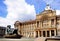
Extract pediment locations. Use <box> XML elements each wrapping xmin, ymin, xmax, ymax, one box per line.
<box><xmin>41</xmin><ymin>10</ymin><xmax>53</xmax><ymax>14</ymax></box>
<box><xmin>40</xmin><ymin>14</ymin><xmax>49</xmax><ymax>21</ymax></box>
<box><xmin>36</xmin><ymin>10</ymin><xmax>56</xmax><ymax>20</ymax></box>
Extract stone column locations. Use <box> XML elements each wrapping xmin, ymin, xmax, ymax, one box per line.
<box><xmin>54</xmin><ymin>30</ymin><xmax>56</xmax><ymax>36</ymax></box>
<box><xmin>39</xmin><ymin>21</ymin><xmax>40</xmax><ymax>27</ymax></box>
<box><xmin>38</xmin><ymin>31</ymin><xmax>40</xmax><ymax>37</ymax></box>
<box><xmin>46</xmin><ymin>31</ymin><xmax>47</xmax><ymax>37</ymax></box>
<box><xmin>54</xmin><ymin>19</ymin><xmax>56</xmax><ymax>27</ymax></box>
<box><xmin>34</xmin><ymin>31</ymin><xmax>36</xmax><ymax>38</ymax></box>
<box><xmin>41</xmin><ymin>22</ymin><xmax>42</xmax><ymax>28</ymax></box>
<box><xmin>50</xmin><ymin>31</ymin><xmax>51</xmax><ymax>37</ymax></box>
<box><xmin>49</xmin><ymin>20</ymin><xmax>51</xmax><ymax>28</ymax></box>
<box><xmin>36</xmin><ymin>21</ymin><xmax>37</xmax><ymax>28</ymax></box>
<box><xmin>41</xmin><ymin>31</ymin><xmax>43</xmax><ymax>37</ymax></box>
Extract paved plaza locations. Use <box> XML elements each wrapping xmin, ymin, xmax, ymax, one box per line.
<box><xmin>0</xmin><ymin>38</ymin><xmax>35</xmax><ymax>41</ymax></box>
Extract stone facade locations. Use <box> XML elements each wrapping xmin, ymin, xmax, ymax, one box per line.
<box><xmin>14</xmin><ymin>5</ymin><xmax>60</xmax><ymax>38</ymax></box>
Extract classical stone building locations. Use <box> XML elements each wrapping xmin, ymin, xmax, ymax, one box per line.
<box><xmin>14</xmin><ymin>5</ymin><xmax>60</xmax><ymax>38</ymax></box>
<box><xmin>0</xmin><ymin>26</ymin><xmax>6</xmax><ymax>37</ymax></box>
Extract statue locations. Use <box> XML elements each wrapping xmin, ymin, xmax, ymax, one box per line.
<box><xmin>6</xmin><ymin>25</ymin><xmax>12</xmax><ymax>35</ymax></box>
<box><xmin>4</xmin><ymin>25</ymin><xmax>23</xmax><ymax>39</ymax></box>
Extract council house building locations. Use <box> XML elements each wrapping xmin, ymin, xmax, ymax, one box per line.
<box><xmin>14</xmin><ymin>5</ymin><xmax>60</xmax><ymax>38</ymax></box>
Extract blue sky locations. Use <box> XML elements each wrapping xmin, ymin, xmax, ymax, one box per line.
<box><xmin>25</xmin><ymin>0</ymin><xmax>60</xmax><ymax>12</ymax></box>
<box><xmin>0</xmin><ymin>0</ymin><xmax>60</xmax><ymax>17</ymax></box>
<box><xmin>25</xmin><ymin>0</ymin><xmax>46</xmax><ymax>14</ymax></box>
<box><xmin>0</xmin><ymin>0</ymin><xmax>7</xmax><ymax>18</ymax></box>
<box><xmin>0</xmin><ymin>0</ymin><xmax>60</xmax><ymax>27</ymax></box>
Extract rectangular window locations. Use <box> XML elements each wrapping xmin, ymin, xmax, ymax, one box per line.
<box><xmin>57</xmin><ymin>22</ymin><xmax>60</xmax><ymax>28</ymax></box>
<box><xmin>42</xmin><ymin>20</ymin><xmax>49</xmax><ymax>28</ymax></box>
<box><xmin>37</xmin><ymin>21</ymin><xmax>39</xmax><ymax>27</ymax></box>
<box><xmin>51</xmin><ymin>19</ymin><xmax>54</xmax><ymax>25</ymax></box>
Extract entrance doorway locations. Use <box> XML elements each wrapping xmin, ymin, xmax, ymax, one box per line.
<box><xmin>51</xmin><ymin>30</ymin><xmax>54</xmax><ymax>36</ymax></box>
<box><xmin>47</xmin><ymin>31</ymin><xmax>49</xmax><ymax>37</ymax></box>
<box><xmin>40</xmin><ymin>31</ymin><xmax>41</xmax><ymax>37</ymax></box>
<box><xmin>43</xmin><ymin>31</ymin><xmax>45</xmax><ymax>37</ymax></box>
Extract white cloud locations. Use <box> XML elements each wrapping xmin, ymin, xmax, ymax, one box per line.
<box><xmin>0</xmin><ymin>17</ymin><xmax>15</xmax><ymax>28</ymax></box>
<box><xmin>56</xmin><ymin>10</ymin><xmax>60</xmax><ymax>15</ymax></box>
<box><xmin>4</xmin><ymin>0</ymin><xmax>36</xmax><ymax>21</ymax></box>
<box><xmin>0</xmin><ymin>17</ymin><xmax>14</xmax><ymax>27</ymax></box>
<box><xmin>0</xmin><ymin>0</ymin><xmax>36</xmax><ymax>28</ymax></box>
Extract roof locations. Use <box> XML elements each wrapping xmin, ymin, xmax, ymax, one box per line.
<box><xmin>22</xmin><ymin>20</ymin><xmax>36</xmax><ymax>24</ymax></box>
<box><xmin>36</xmin><ymin>10</ymin><xmax>54</xmax><ymax>16</ymax></box>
